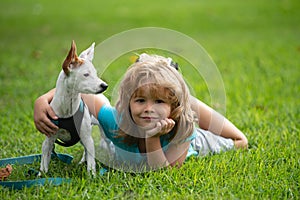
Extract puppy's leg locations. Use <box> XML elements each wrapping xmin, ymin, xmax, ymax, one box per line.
<box><xmin>40</xmin><ymin>135</ymin><xmax>56</xmax><ymax>175</ymax></box>
<box><xmin>79</xmin><ymin>150</ymin><xmax>86</xmax><ymax>164</ymax></box>
<box><xmin>79</xmin><ymin>116</ymin><xmax>96</xmax><ymax>176</ymax></box>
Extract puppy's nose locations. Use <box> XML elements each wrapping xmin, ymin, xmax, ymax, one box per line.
<box><xmin>100</xmin><ymin>83</ymin><xmax>108</xmax><ymax>91</ymax></box>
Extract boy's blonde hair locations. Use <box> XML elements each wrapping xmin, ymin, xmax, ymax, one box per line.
<box><xmin>115</xmin><ymin>54</ymin><xmax>194</xmax><ymax>145</ymax></box>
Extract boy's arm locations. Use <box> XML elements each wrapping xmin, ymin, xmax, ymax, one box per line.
<box><xmin>81</xmin><ymin>93</ymin><xmax>109</xmax><ymax>118</ymax></box>
<box><xmin>145</xmin><ymin>137</ymin><xmax>190</xmax><ymax>169</ymax></box>
<box><xmin>34</xmin><ymin>89</ymin><xmax>108</xmax><ymax>137</ymax></box>
<box><xmin>190</xmin><ymin>96</ymin><xmax>248</xmax><ymax>149</ymax></box>
<box><xmin>34</xmin><ymin>88</ymin><xmax>58</xmax><ymax>136</ymax></box>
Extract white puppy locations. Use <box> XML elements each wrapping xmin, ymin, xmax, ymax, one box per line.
<box><xmin>40</xmin><ymin>40</ymin><xmax>107</xmax><ymax>176</ymax></box>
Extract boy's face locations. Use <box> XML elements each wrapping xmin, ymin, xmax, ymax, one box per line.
<box><xmin>129</xmin><ymin>89</ymin><xmax>171</xmax><ymax>128</ymax></box>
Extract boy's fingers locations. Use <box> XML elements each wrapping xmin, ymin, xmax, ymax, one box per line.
<box><xmin>145</xmin><ymin>122</ymin><xmax>162</xmax><ymax>137</ymax></box>
<box><xmin>47</xmin><ymin>107</ymin><xmax>58</xmax><ymax>120</ymax></box>
<box><xmin>36</xmin><ymin>122</ymin><xmax>50</xmax><ymax>137</ymax></box>
<box><xmin>159</xmin><ymin>119</ymin><xmax>175</xmax><ymax>134</ymax></box>
<box><xmin>143</xmin><ymin>118</ymin><xmax>176</xmax><ymax>137</ymax></box>
<box><xmin>35</xmin><ymin>113</ymin><xmax>58</xmax><ymax>136</ymax></box>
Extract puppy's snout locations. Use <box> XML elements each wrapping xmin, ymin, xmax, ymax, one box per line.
<box><xmin>96</xmin><ymin>82</ymin><xmax>108</xmax><ymax>94</ymax></box>
<box><xmin>101</xmin><ymin>82</ymin><xmax>108</xmax><ymax>90</ymax></box>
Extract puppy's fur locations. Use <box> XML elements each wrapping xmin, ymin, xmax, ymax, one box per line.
<box><xmin>40</xmin><ymin>41</ymin><xmax>107</xmax><ymax>176</ymax></box>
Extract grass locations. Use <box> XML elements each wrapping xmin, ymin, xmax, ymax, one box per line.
<box><xmin>0</xmin><ymin>0</ymin><xmax>299</xmax><ymax>199</ymax></box>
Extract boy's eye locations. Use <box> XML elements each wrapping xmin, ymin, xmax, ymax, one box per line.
<box><xmin>135</xmin><ymin>98</ymin><xmax>145</xmax><ymax>103</ymax></box>
<box><xmin>155</xmin><ymin>99</ymin><xmax>165</xmax><ymax>104</ymax></box>
<box><xmin>83</xmin><ymin>73</ymin><xmax>89</xmax><ymax>77</ymax></box>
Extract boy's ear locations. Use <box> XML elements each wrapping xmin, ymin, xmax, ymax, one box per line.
<box><xmin>62</xmin><ymin>40</ymin><xmax>79</xmax><ymax>75</ymax></box>
<box><xmin>79</xmin><ymin>42</ymin><xmax>95</xmax><ymax>62</ymax></box>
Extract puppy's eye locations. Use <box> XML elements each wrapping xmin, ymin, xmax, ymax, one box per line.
<box><xmin>83</xmin><ymin>73</ymin><xmax>89</xmax><ymax>77</ymax></box>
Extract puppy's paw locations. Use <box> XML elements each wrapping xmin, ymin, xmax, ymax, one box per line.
<box><xmin>89</xmin><ymin>169</ymin><xmax>97</xmax><ymax>178</ymax></box>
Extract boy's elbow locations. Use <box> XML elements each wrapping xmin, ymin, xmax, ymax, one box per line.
<box><xmin>241</xmin><ymin>137</ymin><xmax>248</xmax><ymax>149</ymax></box>
<box><xmin>235</xmin><ymin>136</ymin><xmax>248</xmax><ymax>149</ymax></box>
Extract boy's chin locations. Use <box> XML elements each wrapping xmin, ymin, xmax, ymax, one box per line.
<box><xmin>138</xmin><ymin>119</ymin><xmax>160</xmax><ymax>127</ymax></box>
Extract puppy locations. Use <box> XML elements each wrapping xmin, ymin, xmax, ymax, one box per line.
<box><xmin>40</xmin><ymin>40</ymin><xmax>107</xmax><ymax>176</ymax></box>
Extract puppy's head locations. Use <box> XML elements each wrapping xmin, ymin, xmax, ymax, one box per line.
<box><xmin>62</xmin><ymin>40</ymin><xmax>108</xmax><ymax>94</ymax></box>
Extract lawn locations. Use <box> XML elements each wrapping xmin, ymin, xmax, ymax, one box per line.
<box><xmin>0</xmin><ymin>0</ymin><xmax>299</xmax><ymax>199</ymax></box>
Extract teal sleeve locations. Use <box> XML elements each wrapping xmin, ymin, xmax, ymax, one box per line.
<box><xmin>97</xmin><ymin>105</ymin><xmax>119</xmax><ymax>141</ymax></box>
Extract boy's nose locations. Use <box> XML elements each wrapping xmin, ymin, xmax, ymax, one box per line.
<box><xmin>144</xmin><ymin>103</ymin><xmax>154</xmax><ymax>112</ymax></box>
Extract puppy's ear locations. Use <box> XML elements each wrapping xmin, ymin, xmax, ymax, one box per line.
<box><xmin>79</xmin><ymin>42</ymin><xmax>95</xmax><ymax>62</ymax></box>
<box><xmin>62</xmin><ymin>40</ymin><xmax>78</xmax><ymax>75</ymax></box>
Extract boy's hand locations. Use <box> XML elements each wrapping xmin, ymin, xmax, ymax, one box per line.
<box><xmin>34</xmin><ymin>96</ymin><xmax>58</xmax><ymax>137</ymax></box>
<box><xmin>143</xmin><ymin>118</ymin><xmax>175</xmax><ymax>138</ymax></box>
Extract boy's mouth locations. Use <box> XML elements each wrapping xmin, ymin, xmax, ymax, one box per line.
<box><xmin>140</xmin><ymin>116</ymin><xmax>159</xmax><ymax>122</ymax></box>
<box><xmin>141</xmin><ymin>116</ymin><xmax>157</xmax><ymax>119</ymax></box>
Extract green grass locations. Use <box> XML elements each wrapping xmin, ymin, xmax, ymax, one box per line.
<box><xmin>0</xmin><ymin>0</ymin><xmax>299</xmax><ymax>199</ymax></box>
